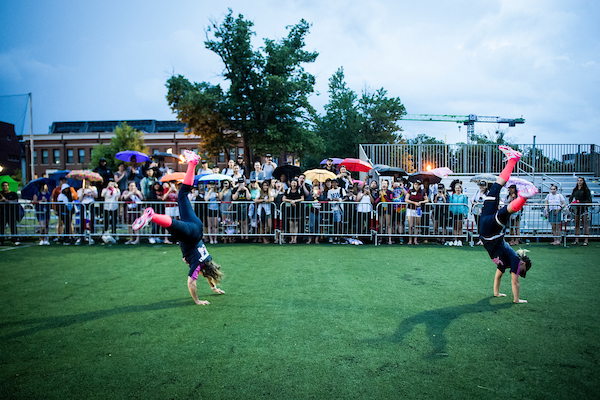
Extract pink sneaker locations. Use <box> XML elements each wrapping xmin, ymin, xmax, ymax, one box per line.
<box><xmin>132</xmin><ymin>207</ymin><xmax>154</xmax><ymax>231</ymax></box>
<box><xmin>181</xmin><ymin>150</ymin><xmax>201</xmax><ymax>165</ymax></box>
<box><xmin>498</xmin><ymin>145</ymin><xmax>522</xmax><ymax>161</ymax></box>
<box><xmin>518</xmin><ymin>184</ymin><xmax>538</xmax><ymax>199</ymax></box>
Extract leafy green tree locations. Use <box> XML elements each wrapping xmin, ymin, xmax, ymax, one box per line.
<box><xmin>309</xmin><ymin>67</ymin><xmax>406</xmax><ymax>168</ymax></box>
<box><xmin>90</xmin><ymin>122</ymin><xmax>147</xmax><ymax>171</ymax></box>
<box><xmin>407</xmin><ymin>134</ymin><xmax>444</xmax><ymax>145</ymax></box>
<box><xmin>167</xmin><ymin>10</ymin><xmax>322</xmax><ymax>166</ymax></box>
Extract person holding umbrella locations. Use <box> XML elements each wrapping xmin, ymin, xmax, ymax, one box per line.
<box><xmin>132</xmin><ymin>151</ymin><xmax>224</xmax><ymax>305</ymax></box>
<box><xmin>33</xmin><ymin>182</ymin><xmax>52</xmax><ymax>245</ymax></box>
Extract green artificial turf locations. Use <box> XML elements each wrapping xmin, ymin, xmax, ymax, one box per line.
<box><xmin>1</xmin><ymin>242</ymin><xmax>599</xmax><ymax>399</ymax></box>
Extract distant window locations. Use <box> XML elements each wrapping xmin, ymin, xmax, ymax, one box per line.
<box><xmin>218</xmin><ymin>151</ymin><xmax>225</xmax><ymax>163</ymax></box>
<box><xmin>33</xmin><ymin>150</ymin><xmax>37</xmax><ymax>165</ymax></box>
<box><xmin>42</xmin><ymin>150</ymin><xmax>48</xmax><ymax>164</ymax></box>
<box><xmin>229</xmin><ymin>149</ymin><xmax>236</xmax><ymax>160</ymax></box>
<box><xmin>78</xmin><ymin>149</ymin><xmax>85</xmax><ymax>164</ymax></box>
<box><xmin>53</xmin><ymin>149</ymin><xmax>60</xmax><ymax>165</ymax></box>
<box><xmin>67</xmin><ymin>149</ymin><xmax>74</xmax><ymax>164</ymax></box>
<box><xmin>153</xmin><ymin>148</ymin><xmax>159</xmax><ymax>154</ymax></box>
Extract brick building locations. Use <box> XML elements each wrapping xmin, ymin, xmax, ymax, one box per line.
<box><xmin>0</xmin><ymin>121</ymin><xmax>23</xmax><ymax>177</ymax></box>
<box><xmin>21</xmin><ymin>120</ymin><xmax>245</xmax><ymax>180</ymax></box>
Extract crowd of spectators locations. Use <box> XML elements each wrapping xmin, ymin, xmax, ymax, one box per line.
<box><xmin>0</xmin><ymin>155</ymin><xmax>597</xmax><ymax>247</ymax></box>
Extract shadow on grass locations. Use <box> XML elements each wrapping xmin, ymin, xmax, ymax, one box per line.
<box><xmin>364</xmin><ymin>297</ymin><xmax>513</xmax><ymax>358</ymax></box>
<box><xmin>0</xmin><ymin>298</ymin><xmax>190</xmax><ymax>340</ymax></box>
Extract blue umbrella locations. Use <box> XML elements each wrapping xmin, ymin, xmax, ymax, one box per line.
<box><xmin>115</xmin><ymin>150</ymin><xmax>150</xmax><ymax>163</ymax></box>
<box><xmin>21</xmin><ymin>177</ymin><xmax>56</xmax><ymax>200</ymax></box>
<box><xmin>49</xmin><ymin>170</ymin><xmax>82</xmax><ymax>189</ymax></box>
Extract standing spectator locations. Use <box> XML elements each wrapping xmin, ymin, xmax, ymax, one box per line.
<box><xmin>163</xmin><ymin>182</ymin><xmax>180</xmax><ymax>244</ymax></box>
<box><xmin>57</xmin><ymin>183</ymin><xmax>75</xmax><ymax>245</ymax></box>
<box><xmin>211</xmin><ymin>164</ymin><xmax>220</xmax><ymax>174</ymax></box>
<box><xmin>121</xmin><ymin>181</ymin><xmax>144</xmax><ymax>245</ymax></box>
<box><xmin>307</xmin><ymin>180</ymin><xmax>322</xmax><ymax>244</ymax></box>
<box><xmin>93</xmin><ymin>157</ymin><xmax>112</xmax><ymax>192</ymax></box>
<box><xmin>197</xmin><ymin>160</ymin><xmax>212</xmax><ymax>177</ymax></box>
<box><xmin>114</xmin><ymin>162</ymin><xmax>128</xmax><ymax>193</ymax></box>
<box><xmin>236</xmin><ymin>155</ymin><xmax>247</xmax><ymax>178</ymax></box>
<box><xmin>283</xmin><ymin>179</ymin><xmax>304</xmax><ymax>244</ymax></box>
<box><xmin>249</xmin><ymin>161</ymin><xmax>265</xmax><ymax>183</ymax></box>
<box><xmin>272</xmin><ymin>180</ymin><xmax>285</xmax><ymax>243</ymax></box>
<box><xmin>356</xmin><ymin>183</ymin><xmax>373</xmax><ymax>237</ymax></box>
<box><xmin>33</xmin><ymin>182</ymin><xmax>52</xmax><ymax>245</ymax></box>
<box><xmin>406</xmin><ymin>180</ymin><xmax>428</xmax><ymax>245</ymax></box>
<box><xmin>232</xmin><ymin>165</ymin><xmax>244</xmax><ymax>183</ymax></box>
<box><xmin>262</xmin><ymin>154</ymin><xmax>278</xmax><ymax>180</ymax></box>
<box><xmin>569</xmin><ymin>177</ymin><xmax>592</xmax><ymax>246</ymax></box>
<box><xmin>432</xmin><ymin>184</ymin><xmax>449</xmax><ymax>244</ymax></box>
<box><xmin>505</xmin><ymin>185</ymin><xmax>520</xmax><ymax>245</ymax></box>
<box><xmin>337</xmin><ymin>165</ymin><xmax>352</xmax><ymax>191</ymax></box>
<box><xmin>221</xmin><ymin>159</ymin><xmax>236</xmax><ymax>177</ymax></box>
<box><xmin>323</xmin><ymin>158</ymin><xmax>336</xmax><ymax>173</ymax></box>
<box><xmin>51</xmin><ymin>177</ymin><xmax>78</xmax><ymax>241</ymax></box>
<box><xmin>470</xmin><ymin>182</ymin><xmax>490</xmax><ymax>245</ymax></box>
<box><xmin>140</xmin><ymin>168</ymin><xmax>157</xmax><ymax>200</ymax></box>
<box><xmin>101</xmin><ymin>181</ymin><xmax>120</xmax><ymax>241</ymax></box>
<box><xmin>204</xmin><ymin>182</ymin><xmax>219</xmax><ymax>245</ymax></box>
<box><xmin>449</xmin><ymin>183</ymin><xmax>469</xmax><ymax>246</ymax></box>
<box><xmin>219</xmin><ymin>180</ymin><xmax>234</xmax><ymax>243</ymax></box>
<box><xmin>327</xmin><ymin>179</ymin><xmax>347</xmax><ymax>244</ymax></box>
<box><xmin>255</xmin><ymin>180</ymin><xmax>274</xmax><ymax>244</ymax></box>
<box><xmin>0</xmin><ymin>181</ymin><xmax>20</xmax><ymax>245</ymax></box>
<box><xmin>377</xmin><ymin>180</ymin><xmax>393</xmax><ymax>245</ymax></box>
<box><xmin>421</xmin><ymin>178</ymin><xmax>434</xmax><ymax>237</ymax></box>
<box><xmin>232</xmin><ymin>178</ymin><xmax>251</xmax><ymax>241</ymax></box>
<box><xmin>126</xmin><ymin>161</ymin><xmax>144</xmax><ymax>189</ymax></box>
<box><xmin>76</xmin><ymin>181</ymin><xmax>98</xmax><ymax>245</ymax></box>
<box><xmin>545</xmin><ymin>185</ymin><xmax>567</xmax><ymax>245</ymax></box>
<box><xmin>391</xmin><ymin>179</ymin><xmax>408</xmax><ymax>242</ymax></box>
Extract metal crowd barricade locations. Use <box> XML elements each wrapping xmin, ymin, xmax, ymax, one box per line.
<box><xmin>374</xmin><ymin>202</ymin><xmax>468</xmax><ymax>245</ymax></box>
<box><xmin>561</xmin><ymin>202</ymin><xmax>600</xmax><ymax>245</ymax></box>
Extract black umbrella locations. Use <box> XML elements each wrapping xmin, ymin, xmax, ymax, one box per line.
<box><xmin>151</xmin><ymin>152</ymin><xmax>182</xmax><ymax>161</ymax></box>
<box><xmin>372</xmin><ymin>164</ymin><xmax>407</xmax><ymax>177</ymax></box>
<box><xmin>408</xmin><ymin>171</ymin><xmax>442</xmax><ymax>184</ymax></box>
<box><xmin>273</xmin><ymin>164</ymin><xmax>302</xmax><ymax>183</ymax></box>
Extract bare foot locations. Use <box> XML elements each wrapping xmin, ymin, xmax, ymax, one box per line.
<box><xmin>514</xmin><ymin>299</ymin><xmax>528</xmax><ymax>304</ymax></box>
<box><xmin>494</xmin><ymin>293</ymin><xmax>507</xmax><ymax>297</ymax></box>
<box><xmin>196</xmin><ymin>300</ymin><xmax>210</xmax><ymax>305</ymax></box>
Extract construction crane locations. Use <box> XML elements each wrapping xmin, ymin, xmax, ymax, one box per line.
<box><xmin>401</xmin><ymin>114</ymin><xmax>525</xmax><ymax>142</ymax></box>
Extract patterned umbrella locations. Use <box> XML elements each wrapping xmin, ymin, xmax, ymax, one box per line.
<box><xmin>115</xmin><ymin>150</ymin><xmax>150</xmax><ymax>163</ymax></box>
<box><xmin>340</xmin><ymin>158</ymin><xmax>373</xmax><ymax>173</ymax></box>
<box><xmin>470</xmin><ymin>173</ymin><xmax>497</xmax><ymax>185</ymax></box>
<box><xmin>304</xmin><ymin>169</ymin><xmax>337</xmax><ymax>183</ymax></box>
<box><xmin>430</xmin><ymin>167</ymin><xmax>453</xmax><ymax>178</ymax></box>
<box><xmin>66</xmin><ymin>170</ymin><xmax>103</xmax><ymax>182</ymax></box>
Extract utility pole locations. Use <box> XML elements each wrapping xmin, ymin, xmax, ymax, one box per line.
<box><xmin>29</xmin><ymin>93</ymin><xmax>34</xmax><ymax>183</ymax></box>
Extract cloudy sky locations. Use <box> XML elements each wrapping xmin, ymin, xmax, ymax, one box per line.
<box><xmin>1</xmin><ymin>0</ymin><xmax>599</xmax><ymax>145</ymax></box>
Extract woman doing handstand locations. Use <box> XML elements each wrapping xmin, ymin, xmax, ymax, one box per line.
<box><xmin>132</xmin><ymin>151</ymin><xmax>224</xmax><ymax>305</ymax></box>
<box><xmin>479</xmin><ymin>146</ymin><xmax>537</xmax><ymax>304</ymax></box>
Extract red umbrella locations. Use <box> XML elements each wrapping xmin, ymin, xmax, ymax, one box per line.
<box><xmin>340</xmin><ymin>158</ymin><xmax>373</xmax><ymax>173</ymax></box>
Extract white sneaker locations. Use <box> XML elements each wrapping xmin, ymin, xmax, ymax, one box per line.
<box><xmin>39</xmin><ymin>240</ymin><xmax>45</xmax><ymax>246</ymax></box>
<box><xmin>148</xmin><ymin>237</ymin><xmax>156</xmax><ymax>244</ymax></box>
<box><xmin>498</xmin><ymin>145</ymin><xmax>522</xmax><ymax>161</ymax></box>
<box><xmin>133</xmin><ymin>207</ymin><xmax>155</xmax><ymax>231</ymax></box>
<box><xmin>457</xmin><ymin>240</ymin><xmax>463</xmax><ymax>247</ymax></box>
<box><xmin>447</xmin><ymin>241</ymin><xmax>454</xmax><ymax>246</ymax></box>
<box><xmin>88</xmin><ymin>238</ymin><xmax>95</xmax><ymax>245</ymax></box>
<box><xmin>454</xmin><ymin>240</ymin><xmax>459</xmax><ymax>246</ymax></box>
<box><xmin>75</xmin><ymin>238</ymin><xmax>82</xmax><ymax>245</ymax></box>
<box><xmin>182</xmin><ymin>150</ymin><xmax>201</xmax><ymax>164</ymax></box>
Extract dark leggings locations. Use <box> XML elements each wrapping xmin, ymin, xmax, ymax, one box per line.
<box><xmin>169</xmin><ymin>184</ymin><xmax>203</xmax><ymax>243</ymax></box>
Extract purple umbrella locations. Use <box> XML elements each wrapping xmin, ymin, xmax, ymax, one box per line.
<box><xmin>115</xmin><ymin>150</ymin><xmax>149</xmax><ymax>163</ymax></box>
<box><xmin>320</xmin><ymin>157</ymin><xmax>343</xmax><ymax>165</ymax></box>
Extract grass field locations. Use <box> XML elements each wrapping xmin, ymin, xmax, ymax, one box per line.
<box><xmin>1</xmin><ymin>242</ymin><xmax>599</xmax><ymax>399</ymax></box>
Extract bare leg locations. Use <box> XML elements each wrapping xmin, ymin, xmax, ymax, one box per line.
<box><xmin>511</xmin><ymin>272</ymin><xmax>527</xmax><ymax>303</ymax></box>
<box><xmin>187</xmin><ymin>277</ymin><xmax>210</xmax><ymax>305</ymax></box>
<box><xmin>493</xmin><ymin>269</ymin><xmax>506</xmax><ymax>297</ymax></box>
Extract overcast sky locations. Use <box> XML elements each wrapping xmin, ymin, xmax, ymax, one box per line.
<box><xmin>1</xmin><ymin>0</ymin><xmax>599</xmax><ymax>145</ymax></box>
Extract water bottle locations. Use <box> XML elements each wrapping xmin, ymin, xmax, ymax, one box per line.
<box><xmin>417</xmin><ymin>206</ymin><xmax>422</xmax><ymax>217</ymax></box>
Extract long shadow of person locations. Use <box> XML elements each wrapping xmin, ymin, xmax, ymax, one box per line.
<box><xmin>365</xmin><ymin>297</ymin><xmax>513</xmax><ymax>358</ymax></box>
<box><xmin>0</xmin><ymin>298</ymin><xmax>191</xmax><ymax>340</ymax></box>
